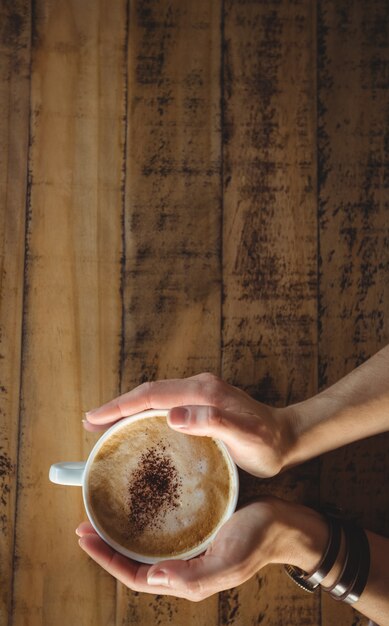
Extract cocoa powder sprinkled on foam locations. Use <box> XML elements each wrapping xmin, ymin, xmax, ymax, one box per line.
<box><xmin>127</xmin><ymin>444</ymin><xmax>182</xmax><ymax>534</ymax></box>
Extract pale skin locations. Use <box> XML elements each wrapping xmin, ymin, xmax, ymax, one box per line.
<box><xmin>79</xmin><ymin>344</ymin><xmax>389</xmax><ymax>625</ymax></box>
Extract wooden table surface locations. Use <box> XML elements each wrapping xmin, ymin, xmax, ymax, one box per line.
<box><xmin>1</xmin><ymin>1</ymin><xmax>388</xmax><ymax>625</ymax></box>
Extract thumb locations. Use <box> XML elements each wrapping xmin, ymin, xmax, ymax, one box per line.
<box><xmin>146</xmin><ymin>553</ymin><xmax>226</xmax><ymax>600</ymax></box>
<box><xmin>167</xmin><ymin>405</ymin><xmax>256</xmax><ymax>446</ymax></box>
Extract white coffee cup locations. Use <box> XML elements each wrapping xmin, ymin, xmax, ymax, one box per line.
<box><xmin>49</xmin><ymin>409</ymin><xmax>239</xmax><ymax>564</ymax></box>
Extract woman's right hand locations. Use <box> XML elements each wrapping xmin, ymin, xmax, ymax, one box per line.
<box><xmin>76</xmin><ymin>496</ymin><xmax>328</xmax><ymax>602</ymax></box>
<box><xmin>84</xmin><ymin>372</ymin><xmax>295</xmax><ymax>478</ymax></box>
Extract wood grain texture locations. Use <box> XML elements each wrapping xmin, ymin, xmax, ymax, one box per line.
<box><xmin>119</xmin><ymin>0</ymin><xmax>222</xmax><ymax>624</ymax></box>
<box><xmin>221</xmin><ymin>1</ymin><xmax>319</xmax><ymax>624</ymax></box>
<box><xmin>2</xmin><ymin>0</ymin><xmax>388</xmax><ymax>624</ymax></box>
<box><xmin>0</xmin><ymin>1</ymin><xmax>30</xmax><ymax>623</ymax></box>
<box><xmin>10</xmin><ymin>1</ymin><xmax>126</xmax><ymax>624</ymax></box>
<box><xmin>318</xmin><ymin>1</ymin><xmax>389</xmax><ymax>625</ymax></box>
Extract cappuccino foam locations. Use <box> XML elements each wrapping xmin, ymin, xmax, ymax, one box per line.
<box><xmin>87</xmin><ymin>416</ymin><xmax>232</xmax><ymax>558</ymax></box>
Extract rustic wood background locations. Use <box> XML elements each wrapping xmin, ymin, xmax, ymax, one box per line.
<box><xmin>1</xmin><ymin>0</ymin><xmax>388</xmax><ymax>625</ymax></box>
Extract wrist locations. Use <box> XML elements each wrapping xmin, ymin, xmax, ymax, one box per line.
<box><xmin>274</xmin><ymin>404</ymin><xmax>303</xmax><ymax>472</ymax></box>
<box><xmin>277</xmin><ymin>393</ymin><xmax>339</xmax><ymax>471</ymax></box>
<box><xmin>266</xmin><ymin>498</ymin><xmax>329</xmax><ymax>574</ymax></box>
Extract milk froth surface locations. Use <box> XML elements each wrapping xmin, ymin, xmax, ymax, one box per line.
<box><xmin>87</xmin><ymin>416</ymin><xmax>232</xmax><ymax>558</ymax></box>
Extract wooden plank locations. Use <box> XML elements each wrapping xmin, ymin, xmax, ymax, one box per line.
<box><xmin>11</xmin><ymin>1</ymin><xmax>126</xmax><ymax>624</ymax></box>
<box><xmin>119</xmin><ymin>0</ymin><xmax>222</xmax><ymax>624</ymax></box>
<box><xmin>221</xmin><ymin>1</ymin><xmax>319</xmax><ymax>624</ymax></box>
<box><xmin>318</xmin><ymin>1</ymin><xmax>389</xmax><ymax>625</ymax></box>
<box><xmin>0</xmin><ymin>1</ymin><xmax>31</xmax><ymax>623</ymax></box>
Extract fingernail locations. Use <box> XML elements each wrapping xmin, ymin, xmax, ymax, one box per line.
<box><xmin>75</xmin><ymin>527</ymin><xmax>81</xmax><ymax>536</ymax></box>
<box><xmin>82</xmin><ymin>419</ymin><xmax>87</xmax><ymax>424</ymax></box>
<box><xmin>147</xmin><ymin>570</ymin><xmax>169</xmax><ymax>586</ymax></box>
<box><xmin>85</xmin><ymin>407</ymin><xmax>108</xmax><ymax>421</ymax></box>
<box><xmin>78</xmin><ymin>537</ymin><xmax>85</xmax><ymax>547</ymax></box>
<box><xmin>168</xmin><ymin>407</ymin><xmax>190</xmax><ymax>428</ymax></box>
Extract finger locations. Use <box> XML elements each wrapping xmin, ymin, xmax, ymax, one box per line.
<box><xmin>82</xmin><ymin>420</ymin><xmax>111</xmax><ymax>432</ymax></box>
<box><xmin>167</xmin><ymin>405</ymin><xmax>259</xmax><ymax>448</ymax></box>
<box><xmin>78</xmin><ymin>530</ymin><xmax>236</xmax><ymax>600</ymax></box>
<box><xmin>85</xmin><ymin>375</ymin><xmax>214</xmax><ymax>424</ymax></box>
<box><xmin>78</xmin><ymin>534</ymin><xmax>140</xmax><ymax>587</ymax></box>
<box><xmin>78</xmin><ymin>534</ymin><xmax>176</xmax><ymax>595</ymax></box>
<box><xmin>76</xmin><ymin>521</ymin><xmax>98</xmax><ymax>537</ymax></box>
<box><xmin>146</xmin><ymin>552</ymin><xmax>230</xmax><ymax>600</ymax></box>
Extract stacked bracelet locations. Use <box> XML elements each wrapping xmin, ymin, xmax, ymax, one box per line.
<box><xmin>284</xmin><ymin>511</ymin><xmax>370</xmax><ymax>605</ymax></box>
<box><xmin>323</xmin><ymin>519</ymin><xmax>370</xmax><ymax>605</ymax></box>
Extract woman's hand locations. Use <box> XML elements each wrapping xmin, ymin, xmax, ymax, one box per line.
<box><xmin>85</xmin><ymin>345</ymin><xmax>389</xmax><ymax>474</ymax></box>
<box><xmin>84</xmin><ymin>373</ymin><xmax>295</xmax><ymax>478</ymax></box>
<box><xmin>76</xmin><ymin>498</ymin><xmax>327</xmax><ymax>602</ymax></box>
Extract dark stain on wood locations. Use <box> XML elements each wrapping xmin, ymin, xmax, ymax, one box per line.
<box><xmin>0</xmin><ymin>0</ymin><xmax>30</xmax><ymax>76</ymax></box>
<box><xmin>219</xmin><ymin>587</ymin><xmax>241</xmax><ymax>625</ymax></box>
<box><xmin>146</xmin><ymin>594</ymin><xmax>178</xmax><ymax>626</ymax></box>
<box><xmin>0</xmin><ymin>448</ymin><xmax>15</xmax><ymax>534</ymax></box>
<box><xmin>0</xmin><ymin>0</ymin><xmax>27</xmax><ymax>47</ymax></box>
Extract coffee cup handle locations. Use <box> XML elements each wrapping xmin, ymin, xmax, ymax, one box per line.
<box><xmin>49</xmin><ymin>462</ymin><xmax>86</xmax><ymax>486</ymax></box>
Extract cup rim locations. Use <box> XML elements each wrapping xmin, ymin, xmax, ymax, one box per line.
<box><xmin>82</xmin><ymin>409</ymin><xmax>239</xmax><ymax>564</ymax></box>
